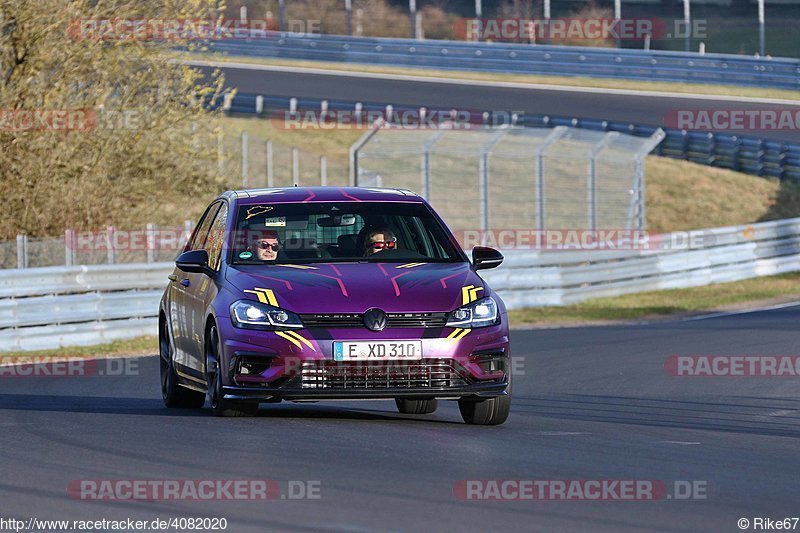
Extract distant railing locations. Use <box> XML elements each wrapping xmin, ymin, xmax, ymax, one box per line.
<box><xmin>207</xmin><ymin>33</ymin><xmax>800</xmax><ymax>90</ymax></box>
<box><xmin>1</xmin><ymin>218</ymin><xmax>798</xmax><ymax>351</ymax></box>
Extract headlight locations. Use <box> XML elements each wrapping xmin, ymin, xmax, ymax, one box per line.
<box><xmin>446</xmin><ymin>296</ymin><xmax>498</xmax><ymax>328</ymax></box>
<box><xmin>230</xmin><ymin>300</ymin><xmax>303</xmax><ymax>330</ymax></box>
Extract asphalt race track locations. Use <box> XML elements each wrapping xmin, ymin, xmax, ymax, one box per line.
<box><xmin>209</xmin><ymin>64</ymin><xmax>800</xmax><ymax>144</ymax></box>
<box><xmin>1</xmin><ymin>305</ymin><xmax>798</xmax><ymax>532</ymax></box>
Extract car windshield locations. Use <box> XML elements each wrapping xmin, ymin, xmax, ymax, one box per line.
<box><xmin>230</xmin><ymin>201</ymin><xmax>463</xmax><ymax>264</ymax></box>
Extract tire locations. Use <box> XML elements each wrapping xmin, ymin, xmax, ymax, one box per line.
<box><xmin>160</xmin><ymin>319</ymin><xmax>205</xmax><ymax>409</ymax></box>
<box><xmin>458</xmin><ymin>394</ymin><xmax>511</xmax><ymax>426</ymax></box>
<box><xmin>206</xmin><ymin>324</ymin><xmax>258</xmax><ymax>418</ymax></box>
<box><xmin>395</xmin><ymin>398</ymin><xmax>438</xmax><ymax>415</ymax></box>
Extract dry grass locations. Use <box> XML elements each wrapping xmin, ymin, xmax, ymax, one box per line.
<box><xmin>509</xmin><ymin>272</ymin><xmax>800</xmax><ymax>326</ymax></box>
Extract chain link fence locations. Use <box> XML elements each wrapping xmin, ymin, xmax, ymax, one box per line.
<box><xmin>351</xmin><ymin>124</ymin><xmax>665</xmax><ymax>236</ymax></box>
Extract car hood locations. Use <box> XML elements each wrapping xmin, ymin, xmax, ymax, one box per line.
<box><xmin>225</xmin><ymin>262</ymin><xmax>484</xmax><ymax>314</ymax></box>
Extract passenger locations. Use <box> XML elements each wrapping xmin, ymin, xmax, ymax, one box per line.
<box><xmin>362</xmin><ymin>227</ymin><xmax>397</xmax><ymax>256</ymax></box>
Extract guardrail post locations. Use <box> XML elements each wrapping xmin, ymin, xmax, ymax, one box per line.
<box><xmin>16</xmin><ymin>234</ymin><xmax>27</xmax><ymax>269</ymax></box>
<box><xmin>292</xmin><ymin>147</ymin><xmax>300</xmax><ymax>186</ymax></box>
<box><xmin>241</xmin><ymin>131</ymin><xmax>249</xmax><ymax>188</ymax></box>
<box><xmin>106</xmin><ymin>226</ymin><xmax>116</xmax><ymax>265</ymax></box>
<box><xmin>266</xmin><ymin>140</ymin><xmax>274</xmax><ymax>187</ymax></box>
<box><xmin>320</xmin><ymin>156</ymin><xmax>327</xmax><ymax>186</ymax></box>
<box><xmin>65</xmin><ymin>229</ymin><xmax>75</xmax><ymax>267</ymax></box>
<box><xmin>255</xmin><ymin>95</ymin><xmax>264</xmax><ymax>115</ymax></box>
<box><xmin>146</xmin><ymin>223</ymin><xmax>156</xmax><ymax>264</ymax></box>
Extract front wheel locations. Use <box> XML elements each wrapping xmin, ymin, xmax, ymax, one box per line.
<box><xmin>395</xmin><ymin>398</ymin><xmax>438</xmax><ymax>415</ymax></box>
<box><xmin>458</xmin><ymin>394</ymin><xmax>511</xmax><ymax>425</ymax></box>
<box><xmin>206</xmin><ymin>325</ymin><xmax>258</xmax><ymax>418</ymax></box>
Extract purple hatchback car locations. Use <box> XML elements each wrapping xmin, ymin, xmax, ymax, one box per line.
<box><xmin>159</xmin><ymin>187</ymin><xmax>511</xmax><ymax>424</ymax></box>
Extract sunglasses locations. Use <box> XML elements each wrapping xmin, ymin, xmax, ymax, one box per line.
<box><xmin>370</xmin><ymin>240</ymin><xmax>397</xmax><ymax>250</ymax></box>
<box><xmin>254</xmin><ymin>242</ymin><xmax>280</xmax><ymax>251</ymax></box>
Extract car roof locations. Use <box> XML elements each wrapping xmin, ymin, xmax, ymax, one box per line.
<box><xmin>223</xmin><ymin>187</ymin><xmax>424</xmax><ymax>206</ymax></box>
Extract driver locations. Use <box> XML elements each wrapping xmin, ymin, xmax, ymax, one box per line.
<box><xmin>362</xmin><ymin>227</ymin><xmax>397</xmax><ymax>256</ymax></box>
<box><xmin>248</xmin><ymin>229</ymin><xmax>281</xmax><ymax>261</ymax></box>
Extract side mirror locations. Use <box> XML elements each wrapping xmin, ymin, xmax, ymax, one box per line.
<box><xmin>176</xmin><ymin>249</ymin><xmax>210</xmax><ymax>274</ymax></box>
<box><xmin>472</xmin><ymin>246</ymin><xmax>504</xmax><ymax>270</ymax></box>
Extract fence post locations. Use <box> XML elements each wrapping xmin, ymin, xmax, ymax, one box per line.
<box><xmin>241</xmin><ymin>131</ymin><xmax>249</xmax><ymax>188</ymax></box>
<box><xmin>292</xmin><ymin>147</ymin><xmax>300</xmax><ymax>185</ymax></box>
<box><xmin>421</xmin><ymin>130</ymin><xmax>447</xmax><ymax>201</ymax></box>
<box><xmin>16</xmin><ymin>234</ymin><xmax>27</xmax><ymax>269</ymax></box>
<box><xmin>478</xmin><ymin>128</ymin><xmax>509</xmax><ymax>233</ymax></box>
<box><xmin>65</xmin><ymin>229</ymin><xmax>75</xmax><ymax>267</ymax></box>
<box><xmin>588</xmin><ymin>132</ymin><xmax>619</xmax><ymax>231</ymax></box>
<box><xmin>320</xmin><ymin>156</ymin><xmax>327</xmax><ymax>186</ymax></box>
<box><xmin>266</xmin><ymin>140</ymin><xmax>274</xmax><ymax>187</ymax></box>
<box><xmin>106</xmin><ymin>226</ymin><xmax>116</xmax><ymax>264</ymax></box>
<box><xmin>217</xmin><ymin>131</ymin><xmax>225</xmax><ymax>174</ymax></box>
<box><xmin>349</xmin><ymin>118</ymin><xmax>384</xmax><ymax>186</ymax></box>
<box><xmin>146</xmin><ymin>223</ymin><xmax>156</xmax><ymax>264</ymax></box>
<box><xmin>534</xmin><ymin>126</ymin><xmax>568</xmax><ymax>230</ymax></box>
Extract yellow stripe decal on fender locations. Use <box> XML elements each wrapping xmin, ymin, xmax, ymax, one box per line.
<box><xmin>284</xmin><ymin>330</ymin><xmax>316</xmax><ymax>352</ymax></box>
<box><xmin>454</xmin><ymin>328</ymin><xmax>471</xmax><ymax>340</ymax></box>
<box><xmin>275</xmin><ymin>331</ymin><xmax>302</xmax><ymax>348</ymax></box>
<box><xmin>447</xmin><ymin>328</ymin><xmax>463</xmax><ymax>339</ymax></box>
<box><xmin>461</xmin><ymin>285</ymin><xmax>484</xmax><ymax>305</ymax></box>
<box><xmin>244</xmin><ymin>287</ymin><xmax>279</xmax><ymax>307</ymax></box>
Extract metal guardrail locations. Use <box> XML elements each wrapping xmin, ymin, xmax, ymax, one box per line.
<box><xmin>482</xmin><ymin>217</ymin><xmax>800</xmax><ymax>308</ymax></box>
<box><xmin>1</xmin><ymin>218</ymin><xmax>798</xmax><ymax>351</ymax></box>
<box><xmin>223</xmin><ymin>94</ymin><xmax>800</xmax><ymax>182</ymax></box>
<box><xmin>208</xmin><ymin>34</ymin><xmax>800</xmax><ymax>90</ymax></box>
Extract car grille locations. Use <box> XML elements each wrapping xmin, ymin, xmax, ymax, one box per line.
<box><xmin>292</xmin><ymin>360</ymin><xmax>469</xmax><ymax>390</ymax></box>
<box><xmin>300</xmin><ymin>312</ymin><xmax>447</xmax><ymax>329</ymax></box>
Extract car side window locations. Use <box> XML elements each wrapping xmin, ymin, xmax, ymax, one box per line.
<box><xmin>188</xmin><ymin>202</ymin><xmax>221</xmax><ymax>251</ymax></box>
<box><xmin>205</xmin><ymin>202</ymin><xmax>229</xmax><ymax>271</ymax></box>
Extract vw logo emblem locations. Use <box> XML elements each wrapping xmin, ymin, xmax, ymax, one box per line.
<box><xmin>364</xmin><ymin>308</ymin><xmax>387</xmax><ymax>332</ymax></box>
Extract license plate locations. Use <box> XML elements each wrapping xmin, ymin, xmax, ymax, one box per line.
<box><xmin>333</xmin><ymin>341</ymin><xmax>423</xmax><ymax>361</ymax></box>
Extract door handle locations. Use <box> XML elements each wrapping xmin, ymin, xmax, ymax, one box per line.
<box><xmin>168</xmin><ymin>275</ymin><xmax>177</xmax><ymax>282</ymax></box>
<box><xmin>180</xmin><ymin>278</ymin><xmax>191</xmax><ymax>287</ymax></box>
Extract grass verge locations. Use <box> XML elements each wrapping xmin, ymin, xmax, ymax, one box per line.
<box><xmin>0</xmin><ymin>336</ymin><xmax>157</xmax><ymax>360</ymax></box>
<box><xmin>509</xmin><ymin>272</ymin><xmax>800</xmax><ymax>327</ymax></box>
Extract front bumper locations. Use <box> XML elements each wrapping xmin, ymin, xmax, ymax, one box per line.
<box><xmin>217</xmin><ymin>321</ymin><xmax>511</xmax><ymax>402</ymax></box>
